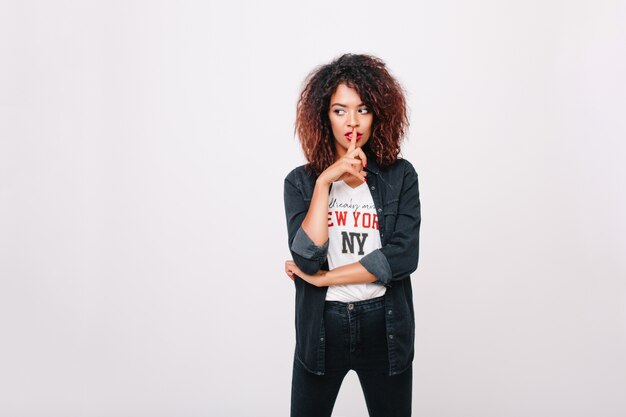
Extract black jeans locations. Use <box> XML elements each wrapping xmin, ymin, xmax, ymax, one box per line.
<box><xmin>290</xmin><ymin>296</ymin><xmax>412</xmax><ymax>417</ymax></box>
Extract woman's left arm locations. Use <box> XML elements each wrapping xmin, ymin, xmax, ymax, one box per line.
<box><xmin>359</xmin><ymin>163</ymin><xmax>420</xmax><ymax>286</ymax></box>
<box><xmin>285</xmin><ymin>260</ymin><xmax>375</xmax><ymax>287</ymax></box>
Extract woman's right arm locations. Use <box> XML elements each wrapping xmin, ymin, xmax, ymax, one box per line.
<box><xmin>284</xmin><ymin>174</ymin><xmax>330</xmax><ymax>275</ymax></box>
<box><xmin>284</xmin><ymin>135</ymin><xmax>368</xmax><ymax>275</ymax></box>
<box><xmin>300</xmin><ymin>179</ymin><xmax>331</xmax><ymax>246</ymax></box>
<box><xmin>300</xmin><ymin>135</ymin><xmax>368</xmax><ymax>246</ymax></box>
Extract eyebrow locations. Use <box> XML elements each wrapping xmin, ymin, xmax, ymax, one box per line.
<box><xmin>330</xmin><ymin>102</ymin><xmax>367</xmax><ymax>107</ymax></box>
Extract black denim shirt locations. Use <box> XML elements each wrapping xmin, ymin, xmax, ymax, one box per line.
<box><xmin>284</xmin><ymin>151</ymin><xmax>421</xmax><ymax>376</ymax></box>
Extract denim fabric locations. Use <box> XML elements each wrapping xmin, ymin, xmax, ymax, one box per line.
<box><xmin>290</xmin><ymin>296</ymin><xmax>412</xmax><ymax>417</ymax></box>
<box><xmin>284</xmin><ymin>149</ymin><xmax>421</xmax><ymax>376</ymax></box>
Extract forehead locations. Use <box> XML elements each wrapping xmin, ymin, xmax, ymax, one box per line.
<box><xmin>330</xmin><ymin>83</ymin><xmax>362</xmax><ymax>104</ymax></box>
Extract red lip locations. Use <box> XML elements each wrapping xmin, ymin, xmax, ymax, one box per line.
<box><xmin>345</xmin><ymin>131</ymin><xmax>363</xmax><ymax>140</ymax></box>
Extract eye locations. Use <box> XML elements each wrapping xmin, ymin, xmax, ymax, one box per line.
<box><xmin>358</xmin><ymin>107</ymin><xmax>370</xmax><ymax>114</ymax></box>
<box><xmin>333</xmin><ymin>109</ymin><xmax>346</xmax><ymax>116</ymax></box>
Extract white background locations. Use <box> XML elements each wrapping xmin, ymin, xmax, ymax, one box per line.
<box><xmin>1</xmin><ymin>1</ymin><xmax>625</xmax><ymax>416</ymax></box>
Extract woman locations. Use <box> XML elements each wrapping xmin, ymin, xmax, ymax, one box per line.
<box><xmin>284</xmin><ymin>53</ymin><xmax>421</xmax><ymax>417</ymax></box>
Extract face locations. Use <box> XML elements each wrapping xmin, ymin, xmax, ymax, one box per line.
<box><xmin>328</xmin><ymin>83</ymin><xmax>374</xmax><ymax>158</ymax></box>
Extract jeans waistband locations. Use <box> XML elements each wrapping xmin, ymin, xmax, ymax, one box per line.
<box><xmin>324</xmin><ymin>295</ymin><xmax>385</xmax><ymax>313</ymax></box>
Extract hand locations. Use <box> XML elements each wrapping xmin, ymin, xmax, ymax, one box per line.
<box><xmin>285</xmin><ymin>260</ymin><xmax>296</xmax><ymax>281</ymax></box>
<box><xmin>318</xmin><ymin>128</ymin><xmax>368</xmax><ymax>185</ymax></box>
<box><xmin>285</xmin><ymin>260</ymin><xmax>329</xmax><ymax>287</ymax></box>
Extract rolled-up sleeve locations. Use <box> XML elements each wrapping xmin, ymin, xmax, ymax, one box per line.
<box><xmin>359</xmin><ymin>249</ymin><xmax>392</xmax><ymax>284</ymax></box>
<box><xmin>284</xmin><ymin>172</ymin><xmax>328</xmax><ymax>275</ymax></box>
<box><xmin>359</xmin><ymin>162</ymin><xmax>420</xmax><ymax>286</ymax></box>
<box><xmin>292</xmin><ymin>226</ymin><xmax>329</xmax><ymax>261</ymax></box>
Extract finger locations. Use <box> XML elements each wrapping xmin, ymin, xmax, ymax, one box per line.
<box><xmin>355</xmin><ymin>147</ymin><xmax>367</xmax><ymax>168</ymax></box>
<box><xmin>347</xmin><ymin>148</ymin><xmax>365</xmax><ymax>170</ymax></box>
<box><xmin>341</xmin><ymin>157</ymin><xmax>363</xmax><ymax>166</ymax></box>
<box><xmin>348</xmin><ymin>127</ymin><xmax>356</xmax><ymax>153</ymax></box>
<box><xmin>288</xmin><ymin>262</ymin><xmax>301</xmax><ymax>276</ymax></box>
<box><xmin>349</xmin><ymin>166</ymin><xmax>367</xmax><ymax>182</ymax></box>
<box><xmin>340</xmin><ymin>159</ymin><xmax>365</xmax><ymax>176</ymax></box>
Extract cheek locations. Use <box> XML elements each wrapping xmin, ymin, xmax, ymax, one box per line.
<box><xmin>328</xmin><ymin>115</ymin><xmax>341</xmax><ymax>131</ymax></box>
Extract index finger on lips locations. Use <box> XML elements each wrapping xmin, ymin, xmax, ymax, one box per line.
<box><xmin>348</xmin><ymin>127</ymin><xmax>356</xmax><ymax>153</ymax></box>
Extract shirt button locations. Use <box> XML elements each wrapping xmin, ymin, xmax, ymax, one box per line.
<box><xmin>388</xmin><ymin>310</ymin><xmax>392</xmax><ymax>315</ymax></box>
<box><xmin>377</xmin><ymin>208</ymin><xmax>382</xmax><ymax>213</ymax></box>
<box><xmin>389</xmin><ymin>334</ymin><xmax>394</xmax><ymax>339</ymax></box>
<box><xmin>348</xmin><ymin>303</ymin><xmax>354</xmax><ymax>310</ymax></box>
<box><xmin>320</xmin><ymin>337</ymin><xmax>324</xmax><ymax>342</ymax></box>
<box><xmin>370</xmin><ymin>186</ymin><xmax>376</xmax><ymax>190</ymax></box>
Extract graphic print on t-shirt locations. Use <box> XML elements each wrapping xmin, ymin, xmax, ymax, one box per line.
<box><xmin>325</xmin><ymin>180</ymin><xmax>386</xmax><ymax>302</ymax></box>
<box><xmin>328</xmin><ymin>198</ymin><xmax>377</xmax><ymax>254</ymax></box>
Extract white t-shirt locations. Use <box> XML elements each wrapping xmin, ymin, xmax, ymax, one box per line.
<box><xmin>325</xmin><ymin>179</ymin><xmax>387</xmax><ymax>302</ymax></box>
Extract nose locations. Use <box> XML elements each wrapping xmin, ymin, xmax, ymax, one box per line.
<box><xmin>347</xmin><ymin>111</ymin><xmax>360</xmax><ymax>128</ymax></box>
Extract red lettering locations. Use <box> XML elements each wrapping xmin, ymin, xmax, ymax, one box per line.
<box><xmin>362</xmin><ymin>213</ymin><xmax>371</xmax><ymax>228</ymax></box>
<box><xmin>352</xmin><ymin>212</ymin><xmax>361</xmax><ymax>227</ymax></box>
<box><xmin>373</xmin><ymin>214</ymin><xmax>379</xmax><ymax>229</ymax></box>
<box><xmin>335</xmin><ymin>211</ymin><xmax>348</xmax><ymax>226</ymax></box>
<box><xmin>328</xmin><ymin>211</ymin><xmax>333</xmax><ymax>227</ymax></box>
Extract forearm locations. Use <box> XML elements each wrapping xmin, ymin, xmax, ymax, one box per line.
<box><xmin>323</xmin><ymin>261</ymin><xmax>377</xmax><ymax>286</ymax></box>
<box><xmin>301</xmin><ymin>179</ymin><xmax>331</xmax><ymax>246</ymax></box>
<box><xmin>288</xmin><ymin>259</ymin><xmax>378</xmax><ymax>288</ymax></box>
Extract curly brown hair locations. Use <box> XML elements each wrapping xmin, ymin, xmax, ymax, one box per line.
<box><xmin>295</xmin><ymin>53</ymin><xmax>409</xmax><ymax>175</ymax></box>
